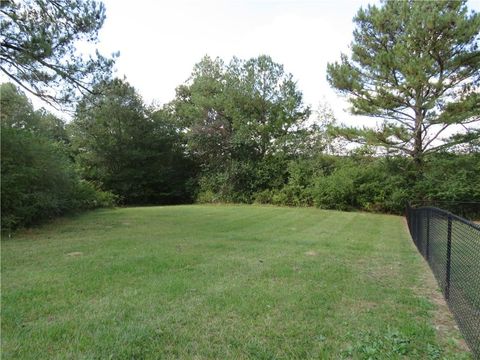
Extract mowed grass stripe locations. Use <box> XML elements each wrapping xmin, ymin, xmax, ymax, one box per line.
<box><xmin>1</xmin><ymin>205</ymin><xmax>470</xmax><ymax>359</ymax></box>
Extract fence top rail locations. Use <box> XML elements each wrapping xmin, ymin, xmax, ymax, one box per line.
<box><xmin>410</xmin><ymin>201</ymin><xmax>480</xmax><ymax>204</ymax></box>
<box><xmin>408</xmin><ymin>205</ymin><xmax>480</xmax><ymax>231</ymax></box>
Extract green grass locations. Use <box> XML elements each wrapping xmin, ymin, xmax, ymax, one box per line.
<box><xmin>1</xmin><ymin>205</ymin><xmax>471</xmax><ymax>359</ymax></box>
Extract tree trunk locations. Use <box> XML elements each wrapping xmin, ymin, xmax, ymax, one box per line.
<box><xmin>412</xmin><ymin>110</ymin><xmax>425</xmax><ymax>200</ymax></box>
<box><xmin>413</xmin><ymin>109</ymin><xmax>423</xmax><ymax>169</ymax></box>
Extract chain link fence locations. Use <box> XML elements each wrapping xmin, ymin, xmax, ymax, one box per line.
<box><xmin>406</xmin><ymin>205</ymin><xmax>480</xmax><ymax>358</ymax></box>
<box><xmin>409</xmin><ymin>200</ymin><xmax>480</xmax><ymax>221</ymax></box>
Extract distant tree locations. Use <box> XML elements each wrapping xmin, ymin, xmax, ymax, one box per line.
<box><xmin>0</xmin><ymin>82</ymin><xmax>36</xmax><ymax>126</ymax></box>
<box><xmin>173</xmin><ymin>55</ymin><xmax>310</xmax><ymax>163</ymax></box>
<box><xmin>1</xmin><ymin>83</ymin><xmax>68</xmax><ymax>141</ymax></box>
<box><xmin>1</xmin><ymin>84</ymin><xmax>113</xmax><ymax>230</ymax></box>
<box><xmin>71</xmin><ymin>78</ymin><xmax>194</xmax><ymax>204</ymax></box>
<box><xmin>172</xmin><ymin>56</ymin><xmax>232</xmax><ymax>172</ymax></box>
<box><xmin>298</xmin><ymin>102</ymin><xmax>344</xmax><ymax>156</ymax></box>
<box><xmin>0</xmin><ymin>0</ymin><xmax>116</xmax><ymax>107</ymax></box>
<box><xmin>170</xmin><ymin>55</ymin><xmax>310</xmax><ymax>201</ymax></box>
<box><xmin>327</xmin><ymin>0</ymin><xmax>480</xmax><ymax>166</ymax></box>
<box><xmin>227</xmin><ymin>55</ymin><xmax>311</xmax><ymax>158</ymax></box>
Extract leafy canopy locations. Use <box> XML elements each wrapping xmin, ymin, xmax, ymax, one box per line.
<box><xmin>71</xmin><ymin>78</ymin><xmax>194</xmax><ymax>204</ymax></box>
<box><xmin>169</xmin><ymin>55</ymin><xmax>311</xmax><ymax>202</ymax></box>
<box><xmin>172</xmin><ymin>55</ymin><xmax>310</xmax><ymax>169</ymax></box>
<box><xmin>1</xmin><ymin>83</ymin><xmax>114</xmax><ymax>230</ymax></box>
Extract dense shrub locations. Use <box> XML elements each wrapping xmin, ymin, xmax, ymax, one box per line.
<box><xmin>70</xmin><ymin>180</ymin><xmax>117</xmax><ymax>211</ymax></box>
<box><xmin>253</xmin><ymin>189</ymin><xmax>275</xmax><ymax>204</ymax></box>
<box><xmin>3</xmin><ymin>81</ymin><xmax>478</xmax><ymax>229</ymax></box>
<box><xmin>251</xmin><ymin>154</ymin><xmax>478</xmax><ymax>217</ymax></box>
<box><xmin>312</xmin><ymin>157</ymin><xmax>414</xmax><ymax>213</ymax></box>
<box><xmin>414</xmin><ymin>153</ymin><xmax>480</xmax><ymax>218</ymax></box>
<box><xmin>1</xmin><ymin>84</ymin><xmax>116</xmax><ymax>231</ymax></box>
<box><xmin>196</xmin><ymin>156</ymin><xmax>290</xmax><ymax>204</ymax></box>
<box><xmin>196</xmin><ymin>161</ymin><xmax>255</xmax><ymax>204</ymax></box>
<box><xmin>1</xmin><ymin>127</ymin><xmax>115</xmax><ymax>230</ymax></box>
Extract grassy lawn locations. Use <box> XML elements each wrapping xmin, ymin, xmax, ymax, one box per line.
<box><xmin>1</xmin><ymin>205</ymin><xmax>471</xmax><ymax>359</ymax></box>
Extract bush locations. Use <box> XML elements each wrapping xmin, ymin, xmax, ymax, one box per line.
<box><xmin>414</xmin><ymin>153</ymin><xmax>480</xmax><ymax>218</ymax></box>
<box><xmin>199</xmin><ymin>153</ymin><xmax>478</xmax><ymax>218</ymax></box>
<box><xmin>311</xmin><ymin>157</ymin><xmax>414</xmax><ymax>213</ymax></box>
<box><xmin>313</xmin><ymin>167</ymin><xmax>357</xmax><ymax>211</ymax></box>
<box><xmin>196</xmin><ymin>160</ymin><xmax>262</xmax><ymax>204</ymax></box>
<box><xmin>70</xmin><ymin>180</ymin><xmax>118</xmax><ymax>210</ymax></box>
<box><xmin>1</xmin><ymin>127</ymin><xmax>116</xmax><ymax>231</ymax></box>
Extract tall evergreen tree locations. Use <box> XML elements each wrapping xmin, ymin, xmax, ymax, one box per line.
<box><xmin>327</xmin><ymin>0</ymin><xmax>480</xmax><ymax>166</ymax></box>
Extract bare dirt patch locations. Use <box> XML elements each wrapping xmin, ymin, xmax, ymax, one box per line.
<box><xmin>304</xmin><ymin>250</ymin><xmax>318</xmax><ymax>256</ymax></box>
<box><xmin>354</xmin><ymin>299</ymin><xmax>378</xmax><ymax>312</ymax></box>
<box><xmin>66</xmin><ymin>252</ymin><xmax>83</xmax><ymax>257</ymax></box>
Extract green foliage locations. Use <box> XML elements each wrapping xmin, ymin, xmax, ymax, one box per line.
<box><xmin>248</xmin><ymin>154</ymin><xmax>479</xmax><ymax>217</ymax></box>
<box><xmin>227</xmin><ymin>55</ymin><xmax>311</xmax><ymax>158</ymax></box>
<box><xmin>0</xmin><ymin>0</ymin><xmax>116</xmax><ymax>107</ymax></box>
<box><xmin>312</xmin><ymin>157</ymin><xmax>414</xmax><ymax>213</ymax></box>
<box><xmin>253</xmin><ymin>159</ymin><xmax>324</xmax><ymax>207</ymax></box>
<box><xmin>2</xmin><ymin>127</ymin><xmax>69</xmax><ymax>229</ymax></box>
<box><xmin>419</xmin><ymin>154</ymin><xmax>480</xmax><ymax>201</ymax></box>
<box><xmin>70</xmin><ymin>180</ymin><xmax>117</xmax><ymax>210</ymax></box>
<box><xmin>180</xmin><ymin>51</ymin><xmax>479</xmax><ymax>215</ymax></box>
<box><xmin>196</xmin><ymin>160</ymin><xmax>258</xmax><ymax>203</ymax></box>
<box><xmin>1</xmin><ymin>84</ymin><xmax>114</xmax><ymax>230</ymax></box>
<box><xmin>327</xmin><ymin>0</ymin><xmax>480</xmax><ymax>163</ymax></box>
<box><xmin>272</xmin><ymin>185</ymin><xmax>312</xmax><ymax>207</ymax></box>
<box><xmin>71</xmin><ymin>78</ymin><xmax>195</xmax><ymax>205</ymax></box>
<box><xmin>252</xmin><ymin>189</ymin><xmax>276</xmax><ymax>205</ymax></box>
<box><xmin>0</xmin><ymin>83</ymin><xmax>69</xmax><ymax>141</ymax></box>
<box><xmin>313</xmin><ymin>164</ymin><xmax>358</xmax><ymax>211</ymax></box>
<box><xmin>1</xmin><ymin>126</ymin><xmax>113</xmax><ymax>230</ymax></box>
<box><xmin>171</xmin><ymin>55</ymin><xmax>310</xmax><ymax>202</ymax></box>
<box><xmin>414</xmin><ymin>153</ymin><xmax>480</xmax><ymax>218</ymax></box>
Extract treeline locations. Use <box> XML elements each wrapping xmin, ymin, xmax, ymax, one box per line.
<box><xmin>1</xmin><ymin>83</ymin><xmax>116</xmax><ymax>230</ymax></box>
<box><xmin>2</xmin><ymin>54</ymin><xmax>479</xmax><ymax>230</ymax></box>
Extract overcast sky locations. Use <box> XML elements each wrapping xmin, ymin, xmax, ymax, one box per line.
<box><xmin>20</xmin><ymin>0</ymin><xmax>480</xmax><ymax>126</ymax></box>
<box><xmin>98</xmin><ymin>0</ymin><xmax>377</xmax><ymax>126</ymax></box>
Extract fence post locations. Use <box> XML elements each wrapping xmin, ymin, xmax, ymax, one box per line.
<box><xmin>420</xmin><ymin>209</ymin><xmax>424</xmax><ymax>249</ymax></box>
<box><xmin>426</xmin><ymin>209</ymin><xmax>430</xmax><ymax>261</ymax></box>
<box><xmin>445</xmin><ymin>215</ymin><xmax>452</xmax><ymax>300</ymax></box>
<box><xmin>406</xmin><ymin>205</ymin><xmax>410</xmax><ymax>232</ymax></box>
<box><xmin>416</xmin><ymin>210</ymin><xmax>420</xmax><ymax>247</ymax></box>
<box><xmin>412</xmin><ymin>209</ymin><xmax>418</xmax><ymax>247</ymax></box>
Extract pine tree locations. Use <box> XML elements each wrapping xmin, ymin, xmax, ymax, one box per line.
<box><xmin>327</xmin><ymin>0</ymin><xmax>480</xmax><ymax>166</ymax></box>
